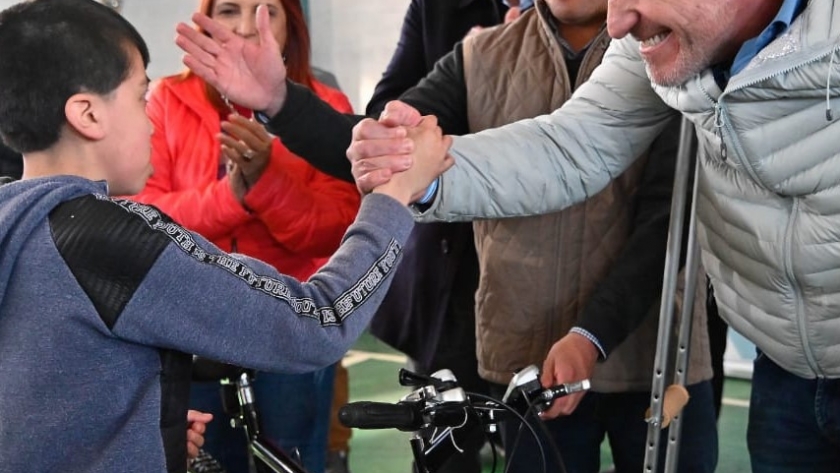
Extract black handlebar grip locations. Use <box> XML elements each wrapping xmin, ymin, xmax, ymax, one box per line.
<box><xmin>338</xmin><ymin>401</ymin><xmax>421</xmax><ymax>430</ymax></box>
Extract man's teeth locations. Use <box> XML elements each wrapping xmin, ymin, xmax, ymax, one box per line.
<box><xmin>642</xmin><ymin>33</ymin><xmax>668</xmax><ymax>47</ymax></box>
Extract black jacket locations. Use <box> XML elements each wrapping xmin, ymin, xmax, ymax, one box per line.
<box><xmin>268</xmin><ymin>1</ymin><xmax>504</xmax><ymax>367</ymax></box>
<box><xmin>366</xmin><ymin>0</ymin><xmax>506</xmax><ymax>115</ymax></box>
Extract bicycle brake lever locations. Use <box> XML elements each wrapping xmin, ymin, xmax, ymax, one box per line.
<box><xmin>398</xmin><ymin>368</ymin><xmax>458</xmax><ymax>391</ymax></box>
<box><xmin>398</xmin><ymin>368</ymin><xmax>437</xmax><ymax>387</ymax></box>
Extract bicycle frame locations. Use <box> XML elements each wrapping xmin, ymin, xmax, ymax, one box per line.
<box><xmin>228</xmin><ymin>371</ymin><xmax>309</xmax><ymax>473</ymax></box>
<box><xmin>189</xmin><ymin>359</ymin><xmax>309</xmax><ymax>473</ymax></box>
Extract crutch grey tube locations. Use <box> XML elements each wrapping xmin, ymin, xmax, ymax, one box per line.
<box><xmin>663</xmin><ymin>157</ymin><xmax>702</xmax><ymax>473</ymax></box>
<box><xmin>643</xmin><ymin>117</ymin><xmax>698</xmax><ymax>473</ymax></box>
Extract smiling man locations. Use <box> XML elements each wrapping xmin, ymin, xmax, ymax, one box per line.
<box><xmin>612</xmin><ymin>0</ymin><xmax>783</xmax><ymax>86</ymax></box>
<box><xmin>354</xmin><ymin>0</ymin><xmax>835</xmax><ymax>471</ymax></box>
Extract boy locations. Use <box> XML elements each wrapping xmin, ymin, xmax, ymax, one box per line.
<box><xmin>0</xmin><ymin>0</ymin><xmax>451</xmax><ymax>471</ymax></box>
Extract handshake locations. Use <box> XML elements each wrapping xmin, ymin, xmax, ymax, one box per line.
<box><xmin>348</xmin><ymin>101</ymin><xmax>455</xmax><ymax>206</ymax></box>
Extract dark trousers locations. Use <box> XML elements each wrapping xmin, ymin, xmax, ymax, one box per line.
<box><xmin>748</xmin><ymin>354</ymin><xmax>840</xmax><ymax>473</ymax></box>
<box><xmin>489</xmin><ymin>381</ymin><xmax>718</xmax><ymax>473</ymax></box>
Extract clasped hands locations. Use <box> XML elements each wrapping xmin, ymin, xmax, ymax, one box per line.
<box><xmin>220</xmin><ymin>114</ymin><xmax>272</xmax><ymax>202</ymax></box>
<box><xmin>348</xmin><ymin>101</ymin><xmax>454</xmax><ymax>206</ymax></box>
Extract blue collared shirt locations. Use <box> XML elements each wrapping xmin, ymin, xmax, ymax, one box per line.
<box><xmin>730</xmin><ymin>0</ymin><xmax>807</xmax><ymax>75</ymax></box>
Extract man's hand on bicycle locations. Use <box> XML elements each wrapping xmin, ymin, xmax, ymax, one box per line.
<box><xmin>539</xmin><ymin>332</ymin><xmax>600</xmax><ymax>419</ymax></box>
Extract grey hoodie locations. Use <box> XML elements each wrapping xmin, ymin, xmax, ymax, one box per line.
<box><xmin>0</xmin><ymin>175</ymin><xmax>412</xmax><ymax>472</ymax></box>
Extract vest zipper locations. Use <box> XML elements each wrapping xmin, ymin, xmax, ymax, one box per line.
<box><xmin>705</xmin><ymin>95</ymin><xmax>767</xmax><ymax>187</ymax></box>
<box><xmin>702</xmin><ymin>45</ymin><xmax>838</xmax><ymax>188</ymax></box>
<box><xmin>713</xmin><ymin>103</ymin><xmax>727</xmax><ymax>162</ymax></box>
<box><xmin>783</xmin><ymin>198</ymin><xmax>824</xmax><ymax>377</ymax></box>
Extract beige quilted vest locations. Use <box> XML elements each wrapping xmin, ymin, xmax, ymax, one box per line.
<box><xmin>462</xmin><ymin>5</ymin><xmax>711</xmax><ymax>390</ymax></box>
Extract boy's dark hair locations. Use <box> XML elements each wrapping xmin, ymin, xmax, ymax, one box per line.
<box><xmin>0</xmin><ymin>0</ymin><xmax>150</xmax><ymax>153</ymax></box>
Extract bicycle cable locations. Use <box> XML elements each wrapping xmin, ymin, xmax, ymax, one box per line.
<box><xmin>466</xmin><ymin>392</ymin><xmax>548</xmax><ymax>473</ymax></box>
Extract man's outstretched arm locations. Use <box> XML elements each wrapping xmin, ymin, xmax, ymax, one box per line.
<box><xmin>406</xmin><ymin>39</ymin><xmax>676</xmax><ymax>222</ymax></box>
<box><xmin>262</xmin><ymin>81</ymin><xmax>361</xmax><ymax>182</ymax></box>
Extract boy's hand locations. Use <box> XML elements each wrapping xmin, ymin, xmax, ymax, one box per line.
<box><xmin>347</xmin><ymin>101</ymin><xmax>425</xmax><ymax>193</ymax></box>
<box><xmin>175</xmin><ymin>5</ymin><xmax>287</xmax><ymax>116</ymax></box>
<box><xmin>370</xmin><ymin>116</ymin><xmax>454</xmax><ymax>205</ymax></box>
<box><xmin>186</xmin><ymin>410</ymin><xmax>213</xmax><ymax>459</ymax></box>
<box><xmin>378</xmin><ymin>100</ymin><xmax>423</xmax><ymax>128</ymax></box>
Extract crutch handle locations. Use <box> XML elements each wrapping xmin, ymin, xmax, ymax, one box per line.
<box><xmin>646</xmin><ymin>384</ymin><xmax>690</xmax><ymax>428</ymax></box>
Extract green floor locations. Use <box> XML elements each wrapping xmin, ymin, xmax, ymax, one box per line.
<box><xmin>344</xmin><ymin>333</ymin><xmax>752</xmax><ymax>473</ymax></box>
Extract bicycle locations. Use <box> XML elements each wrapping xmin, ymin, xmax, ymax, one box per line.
<box><xmin>338</xmin><ymin>365</ymin><xmax>590</xmax><ymax>473</ymax></box>
<box><xmin>188</xmin><ymin>358</ymin><xmax>309</xmax><ymax>473</ymax></box>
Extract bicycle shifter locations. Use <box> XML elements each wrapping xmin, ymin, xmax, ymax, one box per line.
<box><xmin>502</xmin><ymin>365</ymin><xmax>591</xmax><ymax>413</ymax></box>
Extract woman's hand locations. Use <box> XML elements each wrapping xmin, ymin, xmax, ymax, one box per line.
<box><xmin>220</xmin><ymin>114</ymin><xmax>273</xmax><ymax>202</ymax></box>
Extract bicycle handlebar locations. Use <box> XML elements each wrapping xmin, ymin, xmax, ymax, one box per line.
<box><xmin>340</xmin><ymin>365</ymin><xmax>590</xmax><ymax>431</ymax></box>
<box><xmin>338</xmin><ymin>401</ymin><xmax>422</xmax><ymax>430</ymax></box>
<box><xmin>337</xmin><ymin>365</ymin><xmax>589</xmax><ymax>473</ymax></box>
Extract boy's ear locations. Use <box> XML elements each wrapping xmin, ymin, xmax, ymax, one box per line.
<box><xmin>64</xmin><ymin>93</ymin><xmax>108</xmax><ymax>141</ymax></box>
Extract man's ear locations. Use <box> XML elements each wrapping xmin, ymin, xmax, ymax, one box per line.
<box><xmin>64</xmin><ymin>93</ymin><xmax>107</xmax><ymax>141</ymax></box>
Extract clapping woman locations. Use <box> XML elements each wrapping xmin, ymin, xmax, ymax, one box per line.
<box><xmin>133</xmin><ymin>1</ymin><xmax>359</xmax><ymax>472</ymax></box>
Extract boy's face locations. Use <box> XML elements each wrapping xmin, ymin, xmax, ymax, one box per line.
<box><xmin>100</xmin><ymin>46</ymin><xmax>153</xmax><ymax>195</ymax></box>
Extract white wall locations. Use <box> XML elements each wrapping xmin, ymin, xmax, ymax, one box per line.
<box><xmin>120</xmin><ymin>0</ymin><xmax>198</xmax><ymax>80</ymax></box>
<box><xmin>308</xmin><ymin>0</ymin><xmax>410</xmax><ymax>111</ymax></box>
<box><xmin>0</xmin><ymin>0</ymin><xmax>196</xmax><ymax>80</ymax></box>
<box><xmin>0</xmin><ymin>0</ymin><xmax>411</xmax><ymax>111</ymax></box>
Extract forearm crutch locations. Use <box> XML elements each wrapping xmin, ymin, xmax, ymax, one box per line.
<box><xmin>643</xmin><ymin>116</ymin><xmax>701</xmax><ymax>473</ymax></box>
